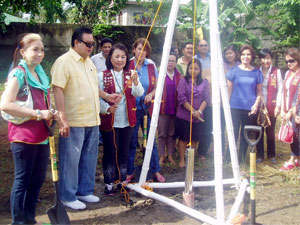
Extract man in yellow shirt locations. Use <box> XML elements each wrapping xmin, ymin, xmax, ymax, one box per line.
<box><xmin>51</xmin><ymin>27</ymin><xmax>102</xmax><ymax>210</ymax></box>
<box><xmin>176</xmin><ymin>41</ymin><xmax>194</xmax><ymax>76</ymax></box>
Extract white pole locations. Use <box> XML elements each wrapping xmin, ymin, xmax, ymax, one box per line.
<box><xmin>226</xmin><ymin>179</ymin><xmax>249</xmax><ymax>224</ymax></box>
<box><xmin>146</xmin><ymin>178</ymin><xmax>238</xmax><ymax>188</ymax></box>
<box><xmin>128</xmin><ymin>184</ymin><xmax>218</xmax><ymax>225</ymax></box>
<box><xmin>139</xmin><ymin>0</ymin><xmax>181</xmax><ymax>185</ymax></box>
<box><xmin>209</xmin><ymin>0</ymin><xmax>225</xmax><ymax>223</ymax></box>
<box><xmin>218</xmin><ymin>44</ymin><xmax>241</xmax><ymax>187</ymax></box>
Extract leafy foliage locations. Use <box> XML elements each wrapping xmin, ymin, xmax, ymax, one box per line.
<box><xmin>92</xmin><ymin>24</ymin><xmax>124</xmax><ymax>52</ymax></box>
<box><xmin>0</xmin><ymin>0</ymin><xmax>71</xmax><ymax>25</ymax></box>
<box><xmin>253</xmin><ymin>0</ymin><xmax>300</xmax><ymax>47</ymax></box>
<box><xmin>67</xmin><ymin>0</ymin><xmax>127</xmax><ymax>26</ymax></box>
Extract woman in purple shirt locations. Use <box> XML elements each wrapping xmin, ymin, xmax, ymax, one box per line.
<box><xmin>158</xmin><ymin>52</ymin><xmax>182</xmax><ymax>165</ymax></box>
<box><xmin>226</xmin><ymin>45</ymin><xmax>263</xmax><ymax>164</ymax></box>
<box><xmin>174</xmin><ymin>59</ymin><xmax>209</xmax><ymax>168</ymax></box>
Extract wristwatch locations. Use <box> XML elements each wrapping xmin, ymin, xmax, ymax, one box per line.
<box><xmin>36</xmin><ymin>109</ymin><xmax>42</xmax><ymax>121</ymax></box>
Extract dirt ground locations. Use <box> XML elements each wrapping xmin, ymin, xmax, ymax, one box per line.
<box><xmin>0</xmin><ymin>116</ymin><xmax>299</xmax><ymax>225</ymax></box>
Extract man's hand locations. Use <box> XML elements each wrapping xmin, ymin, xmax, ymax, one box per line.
<box><xmin>58</xmin><ymin>111</ymin><xmax>70</xmax><ymax>138</ymax></box>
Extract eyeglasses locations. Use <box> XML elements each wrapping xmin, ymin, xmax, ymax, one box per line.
<box><xmin>199</xmin><ymin>44</ymin><xmax>208</xmax><ymax>47</ymax></box>
<box><xmin>286</xmin><ymin>59</ymin><xmax>296</xmax><ymax>64</ymax></box>
<box><xmin>79</xmin><ymin>39</ymin><xmax>95</xmax><ymax>48</ymax></box>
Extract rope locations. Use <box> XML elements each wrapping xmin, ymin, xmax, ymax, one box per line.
<box><xmin>141</xmin><ymin>180</ymin><xmax>154</xmax><ymax>192</ymax></box>
<box><xmin>121</xmin><ymin>0</ymin><xmax>164</xmax><ymax>96</ymax></box>
<box><xmin>188</xmin><ymin>0</ymin><xmax>197</xmax><ymax>146</ymax></box>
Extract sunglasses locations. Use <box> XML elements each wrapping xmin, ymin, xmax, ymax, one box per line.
<box><xmin>79</xmin><ymin>39</ymin><xmax>95</xmax><ymax>48</ymax></box>
<box><xmin>286</xmin><ymin>59</ymin><xmax>296</xmax><ymax>64</ymax></box>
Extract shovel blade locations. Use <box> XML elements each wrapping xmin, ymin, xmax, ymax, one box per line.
<box><xmin>47</xmin><ymin>201</ymin><xmax>70</xmax><ymax>225</ymax></box>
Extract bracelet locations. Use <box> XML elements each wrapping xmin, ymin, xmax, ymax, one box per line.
<box><xmin>198</xmin><ymin>109</ymin><xmax>203</xmax><ymax>115</ymax></box>
<box><xmin>36</xmin><ymin>109</ymin><xmax>42</xmax><ymax>121</ymax></box>
<box><xmin>104</xmin><ymin>93</ymin><xmax>109</xmax><ymax>100</ymax></box>
<box><xmin>148</xmin><ymin>93</ymin><xmax>153</xmax><ymax>98</ymax></box>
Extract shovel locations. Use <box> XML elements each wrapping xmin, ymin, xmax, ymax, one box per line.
<box><xmin>44</xmin><ymin>120</ymin><xmax>70</xmax><ymax>224</ymax></box>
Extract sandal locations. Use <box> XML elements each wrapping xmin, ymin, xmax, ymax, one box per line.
<box><xmin>279</xmin><ymin>162</ymin><xmax>295</xmax><ymax>171</ymax></box>
<box><xmin>126</xmin><ymin>174</ymin><xmax>134</xmax><ymax>183</ymax></box>
<box><xmin>154</xmin><ymin>173</ymin><xmax>166</xmax><ymax>183</ymax></box>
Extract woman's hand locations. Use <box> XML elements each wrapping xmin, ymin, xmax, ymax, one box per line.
<box><xmin>192</xmin><ymin>110</ymin><xmax>204</xmax><ymax>122</ymax></box>
<box><xmin>131</xmin><ymin>70</ymin><xmax>139</xmax><ymax>86</ymax></box>
<box><xmin>108</xmin><ymin>104</ymin><xmax>118</xmax><ymax>114</ymax></box>
<box><xmin>144</xmin><ymin>93</ymin><xmax>153</xmax><ymax>104</ymax></box>
<box><xmin>40</xmin><ymin>110</ymin><xmax>54</xmax><ymax>120</ymax></box>
<box><xmin>281</xmin><ymin>110</ymin><xmax>292</xmax><ymax>121</ymax></box>
<box><xmin>106</xmin><ymin>93</ymin><xmax>122</xmax><ymax>103</ymax></box>
<box><xmin>250</xmin><ymin>103</ymin><xmax>259</xmax><ymax>115</ymax></box>
<box><xmin>294</xmin><ymin>115</ymin><xmax>300</xmax><ymax>124</ymax></box>
<box><xmin>274</xmin><ymin>106</ymin><xmax>280</xmax><ymax>117</ymax></box>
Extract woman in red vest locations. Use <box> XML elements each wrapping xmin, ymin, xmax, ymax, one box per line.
<box><xmin>280</xmin><ymin>48</ymin><xmax>300</xmax><ymax>171</ymax></box>
<box><xmin>0</xmin><ymin>33</ymin><xmax>54</xmax><ymax>224</ymax></box>
<box><xmin>127</xmin><ymin>38</ymin><xmax>166</xmax><ymax>183</ymax></box>
<box><xmin>256</xmin><ymin>48</ymin><xmax>283</xmax><ymax>164</ymax></box>
<box><xmin>158</xmin><ymin>52</ymin><xmax>182</xmax><ymax>165</ymax></box>
<box><xmin>98</xmin><ymin>43</ymin><xmax>144</xmax><ymax>195</ymax></box>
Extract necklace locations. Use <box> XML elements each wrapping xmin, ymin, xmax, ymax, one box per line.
<box><xmin>112</xmin><ymin>70</ymin><xmax>123</xmax><ymax>93</ymax></box>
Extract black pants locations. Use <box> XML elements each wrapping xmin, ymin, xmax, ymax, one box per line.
<box><xmin>198</xmin><ymin>106</ymin><xmax>212</xmax><ymax>156</ymax></box>
<box><xmin>10</xmin><ymin>143</ymin><xmax>49</xmax><ymax>224</ymax></box>
<box><xmin>101</xmin><ymin>126</ymin><xmax>134</xmax><ymax>184</ymax></box>
<box><xmin>256</xmin><ymin>116</ymin><xmax>277</xmax><ymax>160</ymax></box>
<box><xmin>229</xmin><ymin>108</ymin><xmax>257</xmax><ymax>164</ymax></box>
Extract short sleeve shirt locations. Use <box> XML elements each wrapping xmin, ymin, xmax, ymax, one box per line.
<box><xmin>226</xmin><ymin>66</ymin><xmax>263</xmax><ymax>110</ymax></box>
<box><xmin>51</xmin><ymin>48</ymin><xmax>100</xmax><ymax>127</ymax></box>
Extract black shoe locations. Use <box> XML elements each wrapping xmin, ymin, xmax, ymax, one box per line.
<box><xmin>104</xmin><ymin>186</ymin><xmax>115</xmax><ymax>196</ymax></box>
<box><xmin>117</xmin><ymin>182</ymin><xmax>130</xmax><ymax>192</ymax></box>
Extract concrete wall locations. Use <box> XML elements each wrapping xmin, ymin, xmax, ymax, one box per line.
<box><xmin>0</xmin><ymin>23</ymin><xmax>190</xmax><ymax>82</ymax></box>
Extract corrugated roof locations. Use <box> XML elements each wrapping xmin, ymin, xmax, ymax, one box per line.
<box><xmin>4</xmin><ymin>13</ymin><xmax>29</xmax><ymax>25</ymax></box>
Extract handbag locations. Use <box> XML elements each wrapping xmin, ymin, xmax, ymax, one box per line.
<box><xmin>277</xmin><ymin>120</ymin><xmax>294</xmax><ymax>144</ymax></box>
<box><xmin>257</xmin><ymin>102</ymin><xmax>271</xmax><ymax>128</ymax></box>
<box><xmin>1</xmin><ymin>66</ymin><xmax>33</xmax><ymax>124</ymax></box>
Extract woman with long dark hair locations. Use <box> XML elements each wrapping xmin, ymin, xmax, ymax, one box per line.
<box><xmin>174</xmin><ymin>59</ymin><xmax>209</xmax><ymax>168</ymax></box>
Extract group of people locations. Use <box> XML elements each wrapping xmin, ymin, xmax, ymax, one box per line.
<box><xmin>1</xmin><ymin>26</ymin><xmax>299</xmax><ymax>224</ymax></box>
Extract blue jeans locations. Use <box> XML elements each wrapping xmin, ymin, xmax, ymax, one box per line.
<box><xmin>10</xmin><ymin>142</ymin><xmax>49</xmax><ymax>224</ymax></box>
<box><xmin>127</xmin><ymin>109</ymin><xmax>160</xmax><ymax>175</ymax></box>
<box><xmin>59</xmin><ymin>126</ymin><xmax>99</xmax><ymax>202</ymax></box>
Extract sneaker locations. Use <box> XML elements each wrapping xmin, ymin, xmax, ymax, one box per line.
<box><xmin>62</xmin><ymin>200</ymin><xmax>86</xmax><ymax>210</ymax></box>
<box><xmin>117</xmin><ymin>181</ymin><xmax>131</xmax><ymax>192</ymax></box>
<box><xmin>270</xmin><ymin>158</ymin><xmax>277</xmax><ymax>163</ymax></box>
<box><xmin>77</xmin><ymin>195</ymin><xmax>100</xmax><ymax>203</ymax></box>
<box><xmin>104</xmin><ymin>183</ymin><xmax>115</xmax><ymax>196</ymax></box>
<box><xmin>256</xmin><ymin>158</ymin><xmax>263</xmax><ymax>164</ymax></box>
<box><xmin>279</xmin><ymin>162</ymin><xmax>296</xmax><ymax>171</ymax></box>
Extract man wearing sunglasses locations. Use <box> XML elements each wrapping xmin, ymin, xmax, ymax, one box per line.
<box><xmin>51</xmin><ymin>27</ymin><xmax>101</xmax><ymax>210</ymax></box>
<box><xmin>195</xmin><ymin>39</ymin><xmax>213</xmax><ymax>161</ymax></box>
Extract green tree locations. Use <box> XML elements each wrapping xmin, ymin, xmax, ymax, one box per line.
<box><xmin>253</xmin><ymin>0</ymin><xmax>300</xmax><ymax>48</ymax></box>
<box><xmin>0</xmin><ymin>0</ymin><xmax>72</xmax><ymax>25</ymax></box>
<box><xmin>67</xmin><ymin>0</ymin><xmax>127</xmax><ymax>26</ymax></box>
